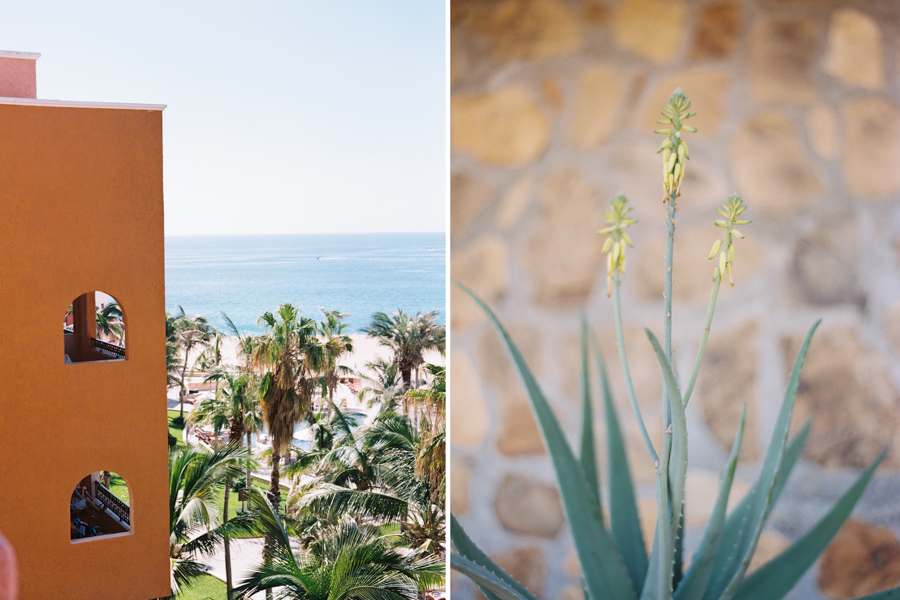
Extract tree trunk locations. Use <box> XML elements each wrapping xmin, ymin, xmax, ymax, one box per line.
<box><xmin>268</xmin><ymin>453</ymin><xmax>281</xmax><ymax>511</ymax></box>
<box><xmin>178</xmin><ymin>343</ymin><xmax>191</xmax><ymax>420</ymax></box>
<box><xmin>102</xmin><ymin>470</ymin><xmax>110</xmax><ymax>488</ymax></box>
<box><xmin>401</xmin><ymin>367</ymin><xmax>412</xmax><ymax>391</ymax></box>
<box><xmin>264</xmin><ymin>452</ymin><xmax>281</xmax><ymax>600</ymax></box>
<box><xmin>245</xmin><ymin>431</ymin><xmax>252</xmax><ymax>512</ymax></box>
<box><xmin>224</xmin><ymin>484</ymin><xmax>233</xmax><ymax>600</ymax></box>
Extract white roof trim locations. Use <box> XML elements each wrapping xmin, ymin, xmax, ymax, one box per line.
<box><xmin>0</xmin><ymin>96</ymin><xmax>166</xmax><ymax>111</ymax></box>
<box><xmin>0</xmin><ymin>50</ymin><xmax>41</xmax><ymax>60</ymax></box>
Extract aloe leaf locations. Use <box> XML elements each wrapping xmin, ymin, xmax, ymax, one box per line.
<box><xmin>674</xmin><ymin>512</ymin><xmax>685</xmax><ymax>591</ymax></box>
<box><xmin>640</xmin><ymin>526</ymin><xmax>661</xmax><ymax>600</ymax></box>
<box><xmin>590</xmin><ymin>328</ymin><xmax>647</xmax><ymax>591</ymax></box>
<box><xmin>580</xmin><ymin>317</ymin><xmax>602</xmax><ymax>521</ymax></box>
<box><xmin>646</xmin><ymin>329</ymin><xmax>689</xmax><ymax>599</ymax></box>
<box><xmin>450</xmin><ymin>513</ymin><xmax>541</xmax><ymax>600</ymax></box>
<box><xmin>451</xmin><ymin>554</ymin><xmax>533</xmax><ymax>600</ymax></box>
<box><xmin>706</xmin><ymin>320</ymin><xmax>820</xmax><ymax>600</ymax></box>
<box><xmin>733</xmin><ymin>447</ymin><xmax>887</xmax><ymax>600</ymax></box>
<box><xmin>675</xmin><ymin>402</ymin><xmax>747</xmax><ymax>600</ymax></box>
<box><xmin>459</xmin><ymin>282</ymin><xmax>636</xmax><ymax>600</ymax></box>
<box><xmin>716</xmin><ymin>419</ymin><xmax>811</xmax><ymax>559</ymax></box>
<box><xmin>657</xmin><ymin>432</ymin><xmax>674</xmax><ymax>600</ymax></box>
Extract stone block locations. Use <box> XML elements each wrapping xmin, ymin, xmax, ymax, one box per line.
<box><xmin>748</xmin><ymin>16</ymin><xmax>819</xmax><ymax>104</ymax></box>
<box><xmin>568</xmin><ymin>64</ymin><xmax>626</xmax><ymax>150</ymax></box>
<box><xmin>492</xmin><ymin>546</ymin><xmax>546</xmax><ymax>596</ymax></box>
<box><xmin>495</xmin><ymin>473</ymin><xmax>564</xmax><ymax>537</ymax></box>
<box><xmin>612</xmin><ymin>0</ymin><xmax>688</xmax><ymax>64</ymax></box>
<box><xmin>452</xmin><ymin>85</ymin><xmax>551</xmax><ymax>166</ymax></box>
<box><xmin>729</xmin><ymin>112</ymin><xmax>824</xmax><ymax>216</ymax></box>
<box><xmin>790</xmin><ymin>212</ymin><xmax>865</xmax><ymax>308</ymax></box>
<box><xmin>823</xmin><ymin>8</ymin><xmax>884</xmax><ymax>90</ymax></box>
<box><xmin>450</xmin><ymin>453</ymin><xmax>471</xmax><ymax>515</ymax></box>
<box><xmin>449</xmin><ymin>349</ymin><xmax>491</xmax><ymax>449</ymax></box>
<box><xmin>523</xmin><ymin>168</ymin><xmax>608</xmax><ymax>307</ymax></box>
<box><xmin>477</xmin><ymin>322</ymin><xmax>547</xmax><ymax>455</ymax></box>
<box><xmin>451</xmin><ymin>172</ymin><xmax>495</xmax><ymax>242</ymax></box>
<box><xmin>451</xmin><ymin>235</ymin><xmax>510</xmax><ymax>331</ymax></box>
<box><xmin>690</xmin><ymin>3</ymin><xmax>741</xmax><ymax>60</ymax></box>
<box><xmin>481</xmin><ymin>0</ymin><xmax>582</xmax><ymax>61</ymax></box>
<box><xmin>819</xmin><ymin>519</ymin><xmax>900</xmax><ymax>599</ymax></box>
<box><xmin>841</xmin><ymin>97</ymin><xmax>900</xmax><ymax>199</ymax></box>
<box><xmin>496</xmin><ymin>173</ymin><xmax>535</xmax><ymax>231</ymax></box>
<box><xmin>695</xmin><ymin>322</ymin><xmax>760</xmax><ymax>461</ymax></box>
<box><xmin>782</xmin><ymin>325</ymin><xmax>900</xmax><ymax>469</ymax></box>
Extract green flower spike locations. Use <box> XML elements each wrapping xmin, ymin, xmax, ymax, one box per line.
<box><xmin>709</xmin><ymin>194</ymin><xmax>751</xmax><ymax>287</ymax></box>
<box><xmin>656</xmin><ymin>88</ymin><xmax>696</xmax><ymax>200</ymax></box>
<box><xmin>598</xmin><ymin>194</ymin><xmax>637</xmax><ymax>297</ymax></box>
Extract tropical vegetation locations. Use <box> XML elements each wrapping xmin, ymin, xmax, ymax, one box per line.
<box><xmin>364</xmin><ymin>309</ymin><xmax>445</xmax><ymax>392</ymax></box>
<box><xmin>166</xmin><ymin>303</ymin><xmax>445</xmax><ymax>599</ymax></box>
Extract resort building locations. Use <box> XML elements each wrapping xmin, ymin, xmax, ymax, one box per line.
<box><xmin>0</xmin><ymin>51</ymin><xmax>170</xmax><ymax>599</ymax></box>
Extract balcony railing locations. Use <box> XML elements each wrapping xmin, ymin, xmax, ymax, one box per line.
<box><xmin>94</xmin><ymin>481</ymin><xmax>130</xmax><ymax>526</ymax></box>
<box><xmin>91</xmin><ymin>338</ymin><xmax>125</xmax><ymax>359</ymax></box>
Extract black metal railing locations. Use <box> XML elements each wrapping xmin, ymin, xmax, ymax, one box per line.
<box><xmin>91</xmin><ymin>338</ymin><xmax>125</xmax><ymax>358</ymax></box>
<box><xmin>94</xmin><ymin>481</ymin><xmax>130</xmax><ymax>526</ymax></box>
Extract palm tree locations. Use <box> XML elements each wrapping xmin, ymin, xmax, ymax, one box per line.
<box><xmin>251</xmin><ymin>304</ymin><xmax>320</xmax><ymax>510</ymax></box>
<box><xmin>317</xmin><ymin>309</ymin><xmax>353</xmax><ymax>412</ymax></box>
<box><xmin>235</xmin><ymin>489</ymin><xmax>443</xmax><ymax>600</ymax></box>
<box><xmin>293</xmin><ymin>408</ymin><xmax>446</xmax><ymax>556</ymax></box>
<box><xmin>165</xmin><ymin>312</ymin><xmax>183</xmax><ymax>390</ymax></box>
<box><xmin>95</xmin><ymin>301</ymin><xmax>124</xmax><ymax>344</ymax></box>
<box><xmin>219</xmin><ymin>311</ymin><xmax>264</xmax><ymax>508</ymax></box>
<box><xmin>189</xmin><ymin>372</ymin><xmax>263</xmax><ymax>600</ymax></box>
<box><xmin>407</xmin><ymin>364</ymin><xmax>446</xmax><ymax>510</ymax></box>
<box><xmin>363</xmin><ymin>310</ymin><xmax>445</xmax><ymax>392</ymax></box>
<box><xmin>356</xmin><ymin>357</ymin><xmax>406</xmax><ymax>414</ymax></box>
<box><xmin>164</xmin><ymin>443</ymin><xmax>252</xmax><ymax>599</ymax></box>
<box><xmin>171</xmin><ymin>305</ymin><xmax>214</xmax><ymax>420</ymax></box>
<box><xmin>194</xmin><ymin>328</ymin><xmax>226</xmax><ymax>390</ymax></box>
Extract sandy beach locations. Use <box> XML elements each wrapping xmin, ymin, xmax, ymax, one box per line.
<box><xmin>175</xmin><ymin>333</ymin><xmax>444</xmax><ymax>397</ymax></box>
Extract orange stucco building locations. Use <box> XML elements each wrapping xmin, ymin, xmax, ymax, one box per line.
<box><xmin>0</xmin><ymin>51</ymin><xmax>170</xmax><ymax>599</ymax></box>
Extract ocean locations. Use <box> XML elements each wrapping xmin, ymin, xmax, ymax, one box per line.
<box><xmin>164</xmin><ymin>232</ymin><xmax>446</xmax><ymax>334</ymax></box>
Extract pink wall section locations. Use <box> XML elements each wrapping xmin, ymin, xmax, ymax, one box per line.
<box><xmin>0</xmin><ymin>57</ymin><xmax>36</xmax><ymax>98</ymax></box>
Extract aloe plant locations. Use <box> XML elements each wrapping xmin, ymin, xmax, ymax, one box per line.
<box><xmin>450</xmin><ymin>89</ymin><xmax>895</xmax><ymax>600</ymax></box>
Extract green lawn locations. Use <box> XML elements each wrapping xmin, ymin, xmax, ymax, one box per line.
<box><xmin>176</xmin><ymin>574</ymin><xmax>226</xmax><ymax>599</ymax></box>
<box><xmin>107</xmin><ymin>472</ymin><xmax>130</xmax><ymax>504</ymax></box>
<box><xmin>169</xmin><ymin>409</ymin><xmax>188</xmax><ymax>449</ymax></box>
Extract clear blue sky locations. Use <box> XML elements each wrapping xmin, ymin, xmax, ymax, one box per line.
<box><xmin>1</xmin><ymin>2</ymin><xmax>446</xmax><ymax>236</ymax></box>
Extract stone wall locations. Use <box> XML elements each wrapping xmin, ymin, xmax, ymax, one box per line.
<box><xmin>449</xmin><ymin>1</ymin><xmax>900</xmax><ymax>599</ymax></box>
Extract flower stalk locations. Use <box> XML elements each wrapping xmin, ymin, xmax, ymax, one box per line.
<box><xmin>599</xmin><ymin>194</ymin><xmax>659</xmax><ymax>463</ymax></box>
<box><xmin>657</xmin><ymin>89</ymin><xmax>695</xmax><ymax>431</ymax></box>
<box><xmin>682</xmin><ymin>194</ymin><xmax>751</xmax><ymax>407</ymax></box>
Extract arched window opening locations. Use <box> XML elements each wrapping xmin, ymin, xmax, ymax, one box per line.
<box><xmin>64</xmin><ymin>291</ymin><xmax>125</xmax><ymax>363</ymax></box>
<box><xmin>69</xmin><ymin>472</ymin><xmax>132</xmax><ymax>542</ymax></box>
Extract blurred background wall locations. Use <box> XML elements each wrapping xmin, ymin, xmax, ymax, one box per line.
<box><xmin>449</xmin><ymin>1</ymin><xmax>900</xmax><ymax>599</ymax></box>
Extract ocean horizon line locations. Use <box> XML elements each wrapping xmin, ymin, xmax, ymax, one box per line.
<box><xmin>164</xmin><ymin>230</ymin><xmax>446</xmax><ymax>238</ymax></box>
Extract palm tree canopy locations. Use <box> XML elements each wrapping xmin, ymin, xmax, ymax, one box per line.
<box><xmin>166</xmin><ymin>443</ymin><xmax>254</xmax><ymax>596</ymax></box>
<box><xmin>252</xmin><ymin>304</ymin><xmax>321</xmax><ymax>456</ymax></box>
<box><xmin>363</xmin><ymin>310</ymin><xmax>445</xmax><ymax>390</ymax></box>
<box><xmin>235</xmin><ymin>489</ymin><xmax>443</xmax><ymax>600</ymax></box>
